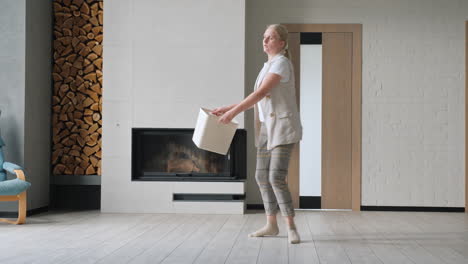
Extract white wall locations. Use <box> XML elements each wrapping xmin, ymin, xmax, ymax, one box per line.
<box><xmin>0</xmin><ymin>0</ymin><xmax>25</xmax><ymax>211</ymax></box>
<box><xmin>102</xmin><ymin>0</ymin><xmax>245</xmax><ymax>213</ymax></box>
<box><xmin>0</xmin><ymin>0</ymin><xmax>51</xmax><ymax>212</ymax></box>
<box><xmin>246</xmin><ymin>0</ymin><xmax>468</xmax><ymax>207</ymax></box>
<box><xmin>24</xmin><ymin>0</ymin><xmax>52</xmax><ymax>211</ymax></box>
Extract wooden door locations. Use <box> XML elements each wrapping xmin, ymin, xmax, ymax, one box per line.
<box><xmin>321</xmin><ymin>33</ymin><xmax>353</xmax><ymax>209</ymax></box>
<box><xmin>287</xmin><ymin>30</ymin><xmax>355</xmax><ymax>210</ymax></box>
<box><xmin>287</xmin><ymin>32</ymin><xmax>300</xmax><ymax>209</ymax></box>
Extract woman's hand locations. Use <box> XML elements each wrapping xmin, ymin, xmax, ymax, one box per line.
<box><xmin>218</xmin><ymin>109</ymin><xmax>236</xmax><ymax>124</ymax></box>
<box><xmin>211</xmin><ymin>105</ymin><xmax>234</xmax><ymax>116</ymax></box>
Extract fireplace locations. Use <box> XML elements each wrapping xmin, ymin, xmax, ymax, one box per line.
<box><xmin>132</xmin><ymin>128</ymin><xmax>246</xmax><ymax>181</ymax></box>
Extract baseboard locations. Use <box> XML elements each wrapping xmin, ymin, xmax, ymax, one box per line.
<box><xmin>52</xmin><ymin>174</ymin><xmax>101</xmax><ymax>185</ymax></box>
<box><xmin>0</xmin><ymin>206</ymin><xmax>49</xmax><ymax>218</ymax></box>
<box><xmin>299</xmin><ymin>196</ymin><xmax>321</xmax><ymax>209</ymax></box>
<box><xmin>361</xmin><ymin>206</ymin><xmax>465</xmax><ymax>212</ymax></box>
<box><xmin>247</xmin><ymin>197</ymin><xmax>322</xmax><ymax>210</ymax></box>
<box><xmin>248</xmin><ymin>204</ymin><xmax>465</xmax><ymax>212</ymax></box>
<box><xmin>246</xmin><ymin>204</ymin><xmax>264</xmax><ymax>210</ymax></box>
<box><xmin>173</xmin><ymin>193</ymin><xmax>245</xmax><ymax>201</ymax></box>
<box><xmin>51</xmin><ymin>185</ymin><xmax>100</xmax><ymax>210</ymax></box>
<box><xmin>173</xmin><ymin>200</ymin><xmax>245</xmax><ymax>214</ymax></box>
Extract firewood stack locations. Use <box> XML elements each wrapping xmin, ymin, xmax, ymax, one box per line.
<box><xmin>52</xmin><ymin>0</ymin><xmax>103</xmax><ymax>175</ymax></box>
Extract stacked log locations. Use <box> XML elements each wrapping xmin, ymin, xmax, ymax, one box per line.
<box><xmin>52</xmin><ymin>0</ymin><xmax>103</xmax><ymax>175</ymax></box>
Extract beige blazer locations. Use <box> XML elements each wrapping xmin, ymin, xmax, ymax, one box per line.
<box><xmin>254</xmin><ymin>55</ymin><xmax>303</xmax><ymax>150</ymax></box>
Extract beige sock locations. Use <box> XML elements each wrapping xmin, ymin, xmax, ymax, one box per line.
<box><xmin>248</xmin><ymin>221</ymin><xmax>279</xmax><ymax>237</ymax></box>
<box><xmin>287</xmin><ymin>225</ymin><xmax>300</xmax><ymax>244</ymax></box>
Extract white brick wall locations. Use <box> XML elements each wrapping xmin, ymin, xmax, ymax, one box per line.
<box><xmin>246</xmin><ymin>0</ymin><xmax>468</xmax><ymax>207</ymax></box>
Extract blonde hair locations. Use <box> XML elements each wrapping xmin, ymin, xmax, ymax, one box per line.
<box><xmin>267</xmin><ymin>24</ymin><xmax>290</xmax><ymax>59</ymax></box>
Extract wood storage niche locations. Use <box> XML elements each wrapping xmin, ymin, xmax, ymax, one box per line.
<box><xmin>52</xmin><ymin>0</ymin><xmax>103</xmax><ymax>176</ymax></box>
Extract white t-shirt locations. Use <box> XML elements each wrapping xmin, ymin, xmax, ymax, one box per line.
<box><xmin>256</xmin><ymin>54</ymin><xmax>291</xmax><ymax>122</ymax></box>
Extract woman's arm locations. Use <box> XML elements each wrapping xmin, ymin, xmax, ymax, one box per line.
<box><xmin>218</xmin><ymin>73</ymin><xmax>281</xmax><ymax>124</ymax></box>
<box><xmin>211</xmin><ymin>103</ymin><xmax>238</xmax><ymax>116</ymax></box>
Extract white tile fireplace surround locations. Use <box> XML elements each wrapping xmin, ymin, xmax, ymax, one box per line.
<box><xmin>101</xmin><ymin>0</ymin><xmax>246</xmax><ymax>214</ymax></box>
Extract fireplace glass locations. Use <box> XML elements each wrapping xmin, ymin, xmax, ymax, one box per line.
<box><xmin>132</xmin><ymin>128</ymin><xmax>246</xmax><ymax>181</ymax></box>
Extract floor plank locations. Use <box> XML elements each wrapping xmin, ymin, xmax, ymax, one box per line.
<box><xmin>225</xmin><ymin>212</ymin><xmax>264</xmax><ymax>264</ymax></box>
<box><xmin>97</xmin><ymin>214</ymin><xmax>191</xmax><ymax>264</ymax></box>
<box><xmin>307</xmin><ymin>212</ymin><xmax>352</xmax><ymax>264</ymax></box>
<box><xmin>159</xmin><ymin>214</ymin><xmax>229</xmax><ymax>264</ymax></box>
<box><xmin>128</xmin><ymin>214</ymin><xmax>211</xmax><ymax>264</ymax></box>
<box><xmin>0</xmin><ymin>210</ymin><xmax>466</xmax><ymax>264</ymax></box>
<box><xmin>287</xmin><ymin>211</ymin><xmax>320</xmax><ymax>264</ymax></box>
<box><xmin>193</xmin><ymin>214</ymin><xmax>248</xmax><ymax>264</ymax></box>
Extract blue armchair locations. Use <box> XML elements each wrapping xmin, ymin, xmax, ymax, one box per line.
<box><xmin>0</xmin><ymin>124</ymin><xmax>31</xmax><ymax>224</ymax></box>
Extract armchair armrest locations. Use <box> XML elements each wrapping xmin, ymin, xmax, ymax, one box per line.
<box><xmin>2</xmin><ymin>162</ymin><xmax>25</xmax><ymax>180</ymax></box>
<box><xmin>3</xmin><ymin>162</ymin><xmax>22</xmax><ymax>173</ymax></box>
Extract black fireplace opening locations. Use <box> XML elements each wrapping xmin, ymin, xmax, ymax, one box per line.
<box><xmin>132</xmin><ymin>128</ymin><xmax>246</xmax><ymax>181</ymax></box>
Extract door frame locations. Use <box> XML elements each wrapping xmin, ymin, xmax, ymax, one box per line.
<box><xmin>284</xmin><ymin>24</ymin><xmax>362</xmax><ymax>211</ymax></box>
<box><xmin>465</xmin><ymin>21</ymin><xmax>467</xmax><ymax>213</ymax></box>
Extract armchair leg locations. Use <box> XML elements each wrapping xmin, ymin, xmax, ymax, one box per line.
<box><xmin>0</xmin><ymin>191</ymin><xmax>27</xmax><ymax>225</ymax></box>
<box><xmin>16</xmin><ymin>191</ymin><xmax>27</xmax><ymax>224</ymax></box>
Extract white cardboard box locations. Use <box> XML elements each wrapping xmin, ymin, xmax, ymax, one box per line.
<box><xmin>192</xmin><ymin>107</ymin><xmax>238</xmax><ymax>155</ymax></box>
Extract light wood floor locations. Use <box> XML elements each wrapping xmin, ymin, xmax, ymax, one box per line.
<box><xmin>0</xmin><ymin>210</ymin><xmax>467</xmax><ymax>264</ymax></box>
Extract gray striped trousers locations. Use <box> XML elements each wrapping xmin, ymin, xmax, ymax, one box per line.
<box><xmin>255</xmin><ymin>123</ymin><xmax>295</xmax><ymax>217</ymax></box>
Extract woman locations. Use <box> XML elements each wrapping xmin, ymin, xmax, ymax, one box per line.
<box><xmin>212</xmin><ymin>24</ymin><xmax>302</xmax><ymax>244</ymax></box>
